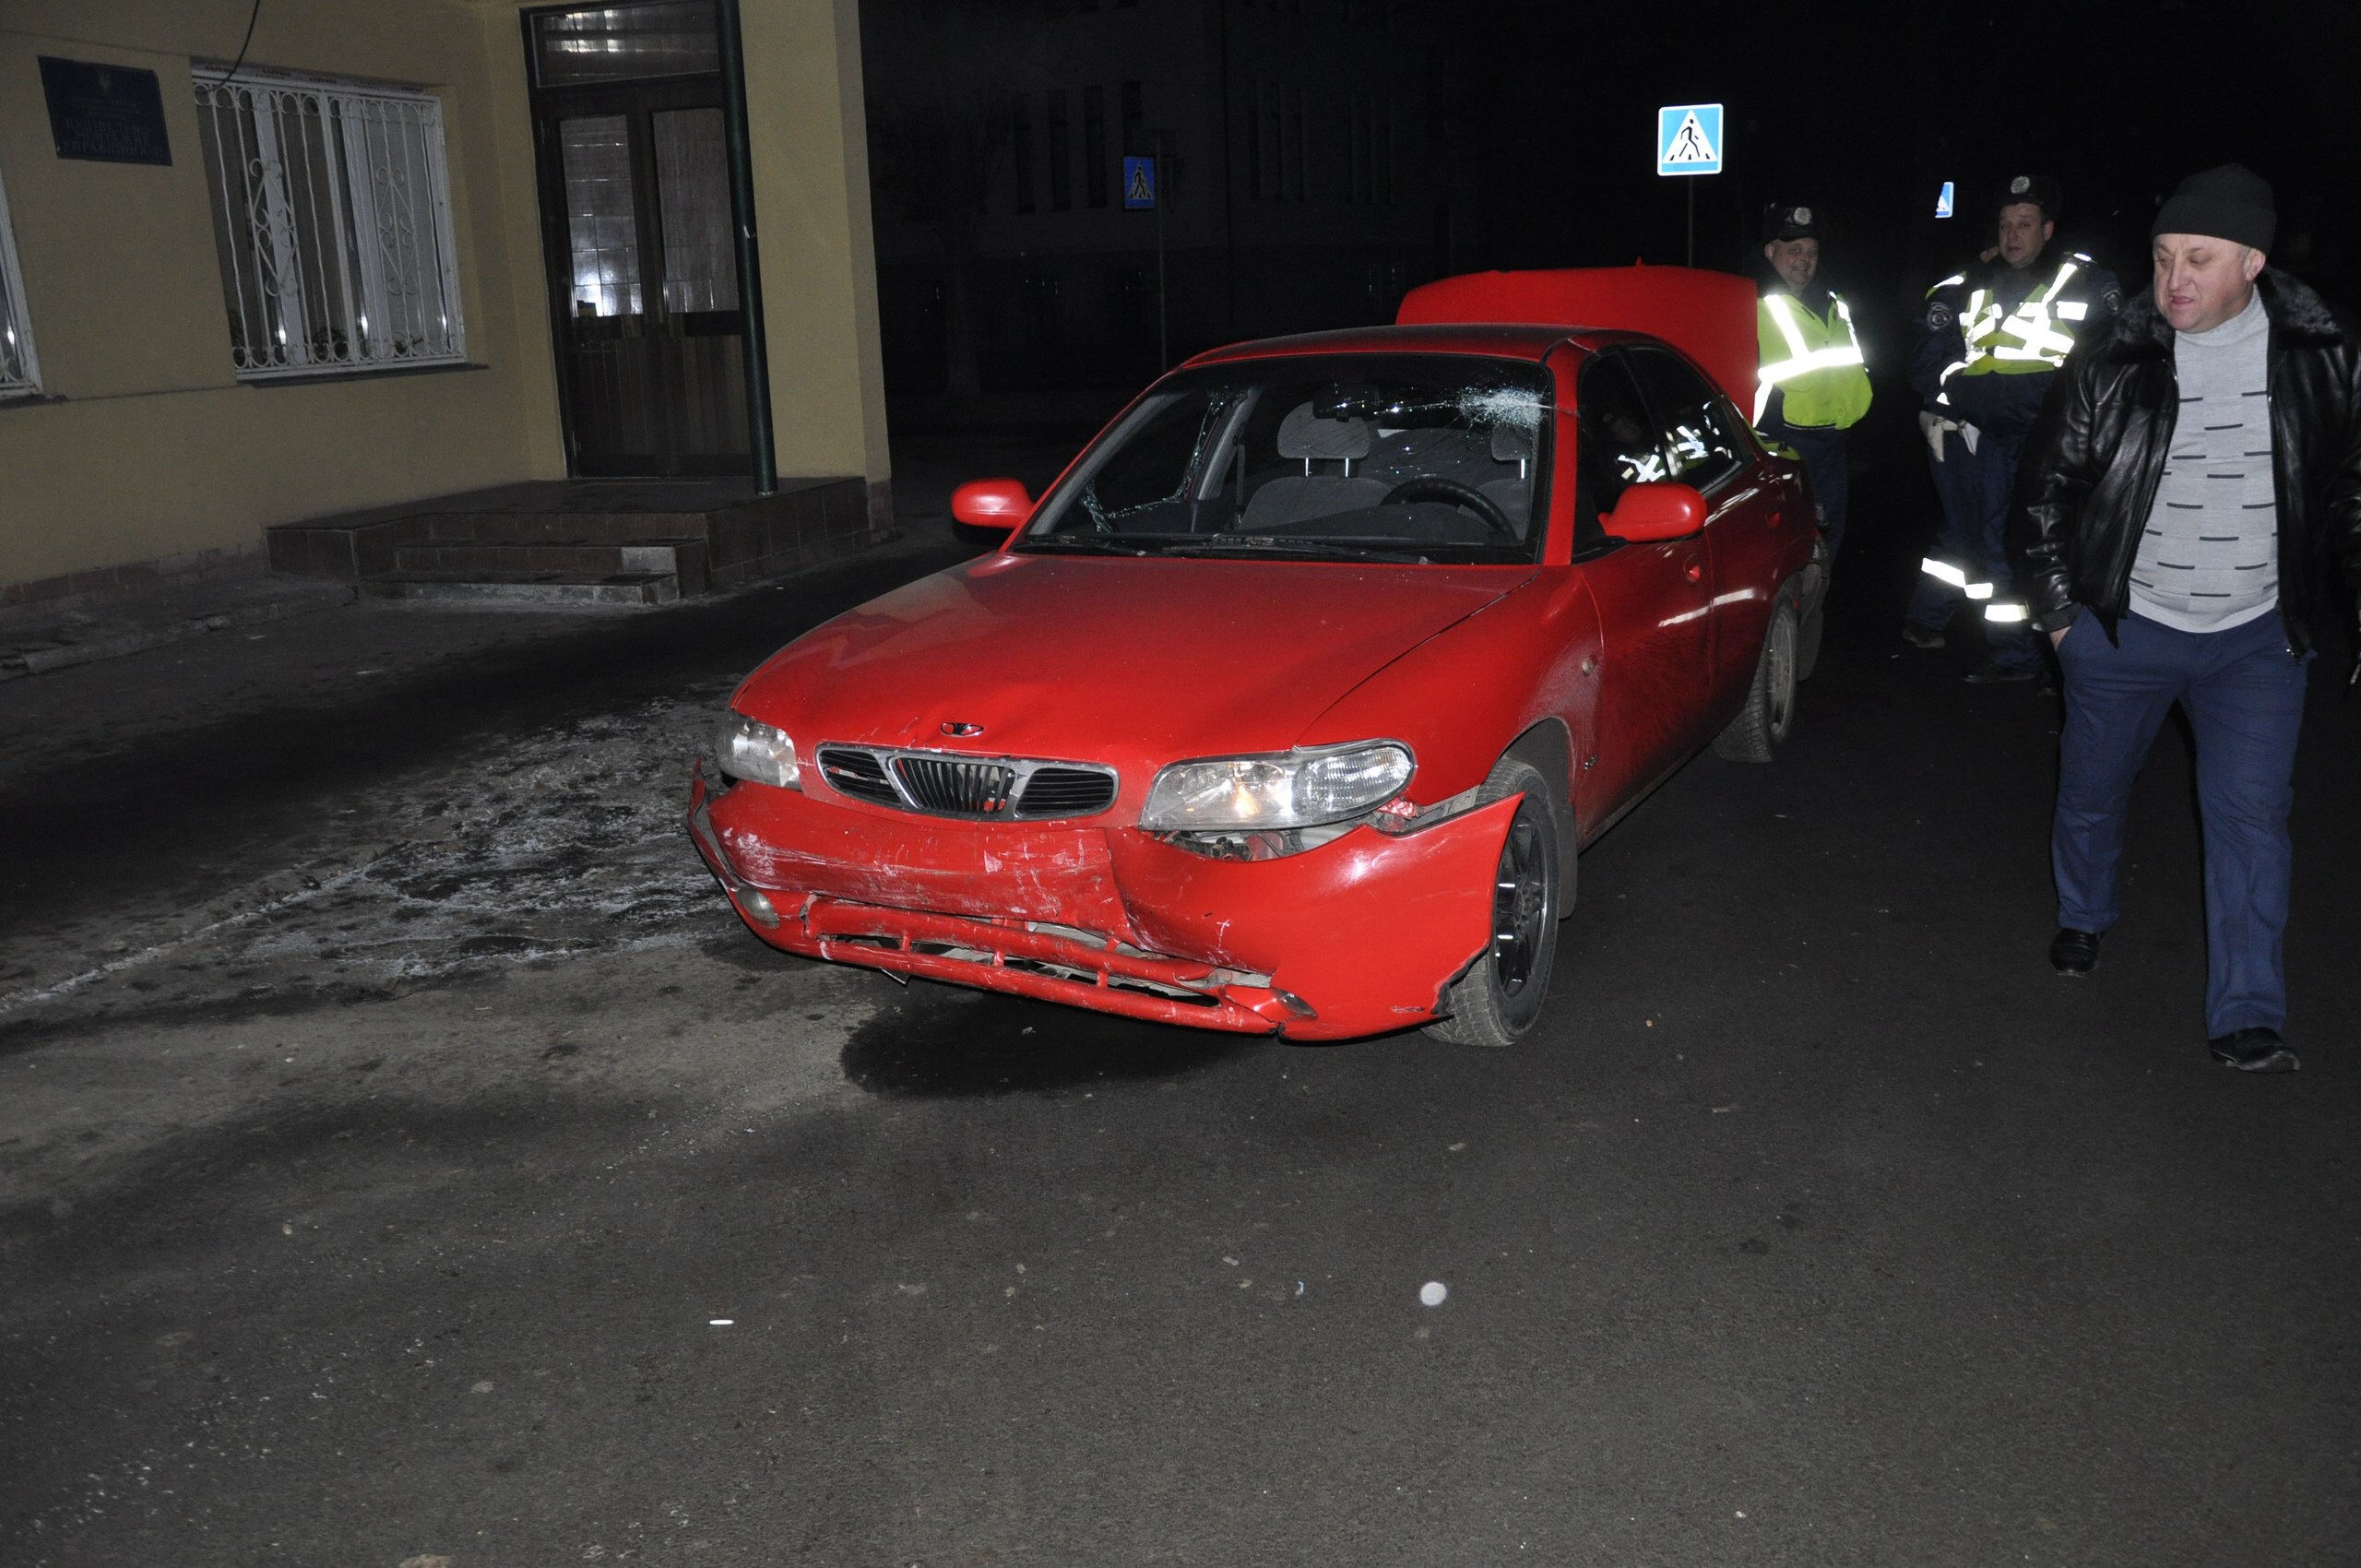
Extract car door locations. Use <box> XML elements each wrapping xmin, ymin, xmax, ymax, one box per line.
<box><xmin>1625</xmin><ymin>347</ymin><xmax>1777</xmax><ymax>705</ymax></box>
<box><xmin>1567</xmin><ymin>348</ymin><xmax>1714</xmax><ymax>826</ymax></box>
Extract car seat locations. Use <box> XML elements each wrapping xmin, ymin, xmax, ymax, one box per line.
<box><xmin>1479</xmin><ymin>422</ymin><xmax>1535</xmax><ymax>531</ymax></box>
<box><xmin>1240</xmin><ymin>403</ymin><xmax>1393</xmax><ymax>530</ymax></box>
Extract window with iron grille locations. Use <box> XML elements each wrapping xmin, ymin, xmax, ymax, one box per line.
<box><xmin>192</xmin><ymin>66</ymin><xmax>465</xmax><ymax>378</ymax></box>
<box><xmin>0</xmin><ymin>164</ymin><xmax>38</xmax><ymax>398</ymax></box>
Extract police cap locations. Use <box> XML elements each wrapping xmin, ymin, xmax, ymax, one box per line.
<box><xmin>1762</xmin><ymin>202</ymin><xmax>1820</xmax><ymax>243</ymax></box>
<box><xmin>1999</xmin><ymin>174</ymin><xmax>2061</xmax><ymax>219</ymax></box>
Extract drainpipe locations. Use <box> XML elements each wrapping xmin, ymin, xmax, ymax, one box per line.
<box><xmin>717</xmin><ymin>0</ymin><xmax>777</xmax><ymax>493</ymax></box>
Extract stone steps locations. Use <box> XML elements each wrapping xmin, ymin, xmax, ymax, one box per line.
<box><xmin>386</xmin><ymin>539</ymin><xmax>709</xmax><ymax>594</ymax></box>
<box><xmin>359</xmin><ymin>569</ymin><xmax>682</xmax><ymax>607</ymax></box>
<box><xmin>265</xmin><ymin>477</ymin><xmax>884</xmax><ymax>605</ymax></box>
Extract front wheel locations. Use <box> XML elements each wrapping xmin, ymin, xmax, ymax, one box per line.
<box><xmin>1712</xmin><ymin>596</ymin><xmax>1799</xmax><ymax>763</ymax></box>
<box><xmin>1424</xmin><ymin>757</ymin><xmax>1561</xmax><ymax>1048</ymax></box>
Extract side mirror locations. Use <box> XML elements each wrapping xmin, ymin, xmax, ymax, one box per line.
<box><xmin>951</xmin><ymin>478</ymin><xmax>1034</xmax><ymax>531</ymax></box>
<box><xmin>1601</xmin><ymin>481</ymin><xmax>1706</xmax><ymax>542</ymax></box>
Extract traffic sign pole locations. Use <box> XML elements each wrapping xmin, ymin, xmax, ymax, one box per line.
<box><xmin>1122</xmin><ymin>148</ymin><xmax>1169</xmax><ymax>368</ymax></box>
<box><xmin>1655</xmin><ymin>102</ymin><xmax>1723</xmax><ymax>267</ymax></box>
<box><xmin>1155</xmin><ymin>147</ymin><xmax>1167</xmax><ymax>369</ymax></box>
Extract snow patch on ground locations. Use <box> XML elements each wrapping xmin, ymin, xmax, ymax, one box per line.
<box><xmin>4</xmin><ymin>693</ymin><xmax>737</xmax><ymax>1024</ymax></box>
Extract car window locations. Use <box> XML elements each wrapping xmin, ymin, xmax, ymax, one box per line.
<box><xmin>1574</xmin><ymin>352</ymin><xmax>1666</xmax><ymax>534</ymax></box>
<box><xmin>1020</xmin><ymin>354</ymin><xmax>1552</xmax><ymax>564</ymax></box>
<box><xmin>1082</xmin><ymin>390</ymin><xmax>1230</xmax><ymax>521</ymax></box>
<box><xmin>1625</xmin><ymin>348</ymin><xmax>1745</xmax><ymax>491</ymax></box>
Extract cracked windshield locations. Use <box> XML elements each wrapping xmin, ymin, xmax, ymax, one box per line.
<box><xmin>1018</xmin><ymin>355</ymin><xmax>1552</xmax><ymax>564</ymax></box>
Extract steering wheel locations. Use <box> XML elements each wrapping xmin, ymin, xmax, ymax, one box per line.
<box><xmin>1378</xmin><ymin>477</ymin><xmax>1512</xmax><ymax>535</ymax></box>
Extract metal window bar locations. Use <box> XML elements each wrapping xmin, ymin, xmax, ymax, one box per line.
<box><xmin>192</xmin><ymin>68</ymin><xmax>465</xmax><ymax>378</ymax></box>
<box><xmin>0</xmin><ymin>161</ymin><xmax>39</xmax><ymax>395</ymax></box>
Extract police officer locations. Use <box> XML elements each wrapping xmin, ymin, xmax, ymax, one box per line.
<box><xmin>1753</xmin><ymin>203</ymin><xmax>1872</xmax><ymax>564</ymax></box>
<box><xmin>1903</xmin><ymin>175</ymin><xmax>2122</xmax><ymax>681</ymax></box>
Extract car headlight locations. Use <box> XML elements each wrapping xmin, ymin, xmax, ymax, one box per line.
<box><xmin>1140</xmin><ymin>742</ymin><xmax>1413</xmax><ymax>831</ymax></box>
<box><xmin>717</xmin><ymin>709</ymin><xmax>800</xmax><ymax>789</ymax></box>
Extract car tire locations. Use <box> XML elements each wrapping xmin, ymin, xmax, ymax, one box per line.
<box><xmin>1797</xmin><ymin>602</ymin><xmax>1825</xmax><ymax>683</ymax></box>
<box><xmin>1796</xmin><ymin>555</ymin><xmax>1828</xmax><ymax>683</ymax></box>
<box><xmin>1712</xmin><ymin>595</ymin><xmax>1799</xmax><ymax>763</ymax></box>
<box><xmin>1423</xmin><ymin>757</ymin><xmax>1560</xmax><ymax>1049</ymax></box>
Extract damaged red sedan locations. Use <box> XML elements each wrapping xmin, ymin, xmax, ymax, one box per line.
<box><xmin>689</xmin><ymin>267</ymin><xmax>1820</xmax><ymax>1044</ymax></box>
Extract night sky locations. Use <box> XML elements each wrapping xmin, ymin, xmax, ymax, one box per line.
<box><xmin>1455</xmin><ymin>0</ymin><xmax>2361</xmax><ymax>333</ymax></box>
<box><xmin>857</xmin><ymin>0</ymin><xmax>2361</xmax><ymax>400</ymax></box>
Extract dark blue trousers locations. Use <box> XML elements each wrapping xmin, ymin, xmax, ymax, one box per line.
<box><xmin>1782</xmin><ymin>425</ymin><xmax>1850</xmax><ymax>563</ymax></box>
<box><xmin>2053</xmin><ymin>610</ymin><xmax>2311</xmax><ymax>1037</ymax></box>
<box><xmin>1905</xmin><ymin>428</ymin><xmax>2039</xmax><ymax>670</ymax></box>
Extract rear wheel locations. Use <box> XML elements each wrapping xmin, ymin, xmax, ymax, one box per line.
<box><xmin>1796</xmin><ymin>556</ymin><xmax>1828</xmax><ymax>683</ymax></box>
<box><xmin>1713</xmin><ymin>597</ymin><xmax>1799</xmax><ymax>763</ymax></box>
<box><xmin>1424</xmin><ymin>757</ymin><xmax>1560</xmax><ymax>1048</ymax></box>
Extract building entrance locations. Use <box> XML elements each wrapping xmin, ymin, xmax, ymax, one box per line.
<box><xmin>527</xmin><ymin>1</ymin><xmax>750</xmax><ymax>476</ymax></box>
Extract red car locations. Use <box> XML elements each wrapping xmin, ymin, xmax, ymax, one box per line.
<box><xmin>689</xmin><ymin>267</ymin><xmax>1820</xmax><ymax>1044</ymax></box>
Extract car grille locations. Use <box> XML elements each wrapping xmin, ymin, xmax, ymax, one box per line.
<box><xmin>813</xmin><ymin>745</ymin><xmax>1118</xmax><ymax>820</ymax></box>
<box><xmin>1015</xmin><ymin>767</ymin><xmax>1119</xmax><ymax>817</ymax></box>
<box><xmin>816</xmin><ymin>746</ymin><xmax>899</xmax><ymax>806</ymax></box>
<box><xmin>895</xmin><ymin>754</ymin><xmax>1014</xmax><ymax>814</ymax></box>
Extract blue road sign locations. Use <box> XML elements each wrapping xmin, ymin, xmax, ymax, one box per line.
<box><xmin>1122</xmin><ymin>155</ymin><xmax>1157</xmax><ymax>210</ymax></box>
<box><xmin>1655</xmin><ymin>103</ymin><xmax>1723</xmax><ymax>177</ymax></box>
<box><xmin>1934</xmin><ymin>180</ymin><xmax>1955</xmax><ymax>219</ymax></box>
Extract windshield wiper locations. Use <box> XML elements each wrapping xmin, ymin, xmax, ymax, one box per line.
<box><xmin>1013</xmin><ymin>535</ymin><xmax>1159</xmax><ymax>556</ymax></box>
<box><xmin>1156</xmin><ymin>536</ymin><xmax>1431</xmax><ymax>564</ymax></box>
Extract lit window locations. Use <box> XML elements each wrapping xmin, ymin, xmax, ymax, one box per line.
<box><xmin>0</xmin><ymin>164</ymin><xmax>38</xmax><ymax>398</ymax></box>
<box><xmin>192</xmin><ymin>66</ymin><xmax>466</xmax><ymax>378</ymax></box>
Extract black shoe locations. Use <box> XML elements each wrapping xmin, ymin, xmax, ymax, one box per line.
<box><xmin>1902</xmin><ymin>624</ymin><xmax>1946</xmax><ymax>649</ymax></box>
<box><xmin>2208</xmin><ymin>1027</ymin><xmax>2300</xmax><ymax>1074</ymax></box>
<box><xmin>2049</xmin><ymin>928</ymin><xmax>2101</xmax><ymax>976</ymax></box>
<box><xmin>1964</xmin><ymin>659</ymin><xmax>2037</xmax><ymax>683</ymax></box>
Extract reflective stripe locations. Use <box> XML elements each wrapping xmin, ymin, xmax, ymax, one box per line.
<box><xmin>1920</xmin><ymin>558</ymin><xmax>1995</xmax><ymax>600</ymax></box>
<box><xmin>1761</xmin><ymin>346</ymin><xmax>1867</xmax><ymax>381</ymax></box>
<box><xmin>2056</xmin><ymin>300</ymin><xmax>2089</xmax><ymax>321</ymax></box>
<box><xmin>1834</xmin><ymin>294</ymin><xmax>1865</xmax><ymax>360</ymax></box>
<box><xmin>1762</xmin><ymin>293</ymin><xmax>1810</xmax><ymax>357</ymax></box>
<box><xmin>1983</xmin><ymin>602</ymin><xmax>2029</xmax><ymax>624</ymax></box>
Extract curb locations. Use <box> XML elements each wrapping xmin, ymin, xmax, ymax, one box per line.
<box><xmin>0</xmin><ymin>585</ymin><xmax>359</xmax><ymax>681</ymax></box>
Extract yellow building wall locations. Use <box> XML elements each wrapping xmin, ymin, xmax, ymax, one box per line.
<box><xmin>0</xmin><ymin>0</ymin><xmax>889</xmax><ymax>589</ymax></box>
<box><xmin>741</xmin><ymin>0</ymin><xmax>894</xmax><ymax>493</ymax></box>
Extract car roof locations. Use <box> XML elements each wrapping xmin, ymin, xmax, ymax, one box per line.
<box><xmin>1182</xmin><ymin>323</ymin><xmax>1590</xmax><ymax>367</ymax></box>
<box><xmin>1179</xmin><ymin>267</ymin><xmax>1758</xmax><ymax>406</ymax></box>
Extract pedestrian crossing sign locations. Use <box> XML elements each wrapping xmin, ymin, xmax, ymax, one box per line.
<box><xmin>1935</xmin><ymin>180</ymin><xmax>1955</xmax><ymax>219</ymax></box>
<box><xmin>1122</xmin><ymin>155</ymin><xmax>1157</xmax><ymax>210</ymax></box>
<box><xmin>1655</xmin><ymin>103</ymin><xmax>1723</xmax><ymax>177</ymax></box>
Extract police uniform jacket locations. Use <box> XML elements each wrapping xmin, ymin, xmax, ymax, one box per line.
<box><xmin>1908</xmin><ymin>253</ymin><xmax>2120</xmax><ymax>442</ymax></box>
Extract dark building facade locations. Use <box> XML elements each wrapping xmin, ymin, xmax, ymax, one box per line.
<box><xmin>861</xmin><ymin>0</ymin><xmax>1446</xmax><ymax>396</ymax></box>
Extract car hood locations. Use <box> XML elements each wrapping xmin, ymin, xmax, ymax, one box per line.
<box><xmin>734</xmin><ymin>552</ymin><xmax>1536</xmax><ymax>764</ymax></box>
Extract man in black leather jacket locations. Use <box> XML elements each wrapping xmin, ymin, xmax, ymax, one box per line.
<box><xmin>2010</xmin><ymin>163</ymin><xmax>2361</xmax><ymax>1074</ymax></box>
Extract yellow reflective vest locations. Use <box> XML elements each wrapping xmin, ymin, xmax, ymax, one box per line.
<box><xmin>1755</xmin><ymin>288</ymin><xmax>1871</xmax><ymax>431</ymax></box>
<box><xmin>1939</xmin><ymin>254</ymin><xmax>2095</xmax><ymax>383</ymax></box>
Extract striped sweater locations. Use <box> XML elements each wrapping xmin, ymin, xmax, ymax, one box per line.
<box><xmin>2130</xmin><ymin>290</ymin><xmax>2278</xmax><ymax>632</ymax></box>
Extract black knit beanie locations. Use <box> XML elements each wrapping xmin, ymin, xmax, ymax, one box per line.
<box><xmin>2152</xmin><ymin>164</ymin><xmax>2276</xmax><ymax>252</ymax></box>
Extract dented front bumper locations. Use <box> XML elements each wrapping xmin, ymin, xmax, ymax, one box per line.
<box><xmin>686</xmin><ymin>767</ymin><xmax>1518</xmax><ymax>1040</ymax></box>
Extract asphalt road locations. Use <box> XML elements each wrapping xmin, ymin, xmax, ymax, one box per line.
<box><xmin>2</xmin><ymin>432</ymin><xmax>2355</xmax><ymax>1568</ymax></box>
